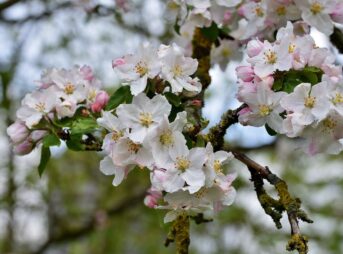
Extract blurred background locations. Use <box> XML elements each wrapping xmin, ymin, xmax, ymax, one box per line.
<box><xmin>0</xmin><ymin>0</ymin><xmax>343</xmax><ymax>253</ymax></box>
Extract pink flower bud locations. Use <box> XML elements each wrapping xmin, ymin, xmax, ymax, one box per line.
<box><xmin>238</xmin><ymin>107</ymin><xmax>252</xmax><ymax>116</ymax></box>
<box><xmin>144</xmin><ymin>188</ymin><xmax>162</xmax><ymax>208</ymax></box>
<box><xmin>236</xmin><ymin>66</ymin><xmax>255</xmax><ymax>82</ymax></box>
<box><xmin>30</xmin><ymin>130</ymin><xmax>48</xmax><ymax>143</ymax></box>
<box><xmin>13</xmin><ymin>140</ymin><xmax>33</xmax><ymax>155</ymax></box>
<box><xmin>112</xmin><ymin>58</ymin><xmax>125</xmax><ymax>68</ymax></box>
<box><xmin>91</xmin><ymin>91</ymin><xmax>109</xmax><ymax>113</ymax></box>
<box><xmin>191</xmin><ymin>99</ymin><xmax>202</xmax><ymax>107</ymax></box>
<box><xmin>223</xmin><ymin>10</ymin><xmax>232</xmax><ymax>24</ymax></box>
<box><xmin>331</xmin><ymin>3</ymin><xmax>343</xmax><ymax>23</ymax></box>
<box><xmin>247</xmin><ymin>39</ymin><xmax>264</xmax><ymax>57</ymax></box>
<box><xmin>80</xmin><ymin>65</ymin><xmax>94</xmax><ymax>81</ymax></box>
<box><xmin>237</xmin><ymin>5</ymin><xmax>246</xmax><ymax>17</ymax></box>
<box><xmin>257</xmin><ymin>75</ymin><xmax>274</xmax><ymax>88</ymax></box>
<box><xmin>7</xmin><ymin>121</ymin><xmax>29</xmax><ymax>144</ymax></box>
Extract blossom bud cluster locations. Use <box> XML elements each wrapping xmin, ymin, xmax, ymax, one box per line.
<box><xmin>236</xmin><ymin>22</ymin><xmax>343</xmax><ymax>155</ymax></box>
<box><xmin>7</xmin><ymin>65</ymin><xmax>109</xmax><ymax>154</ymax></box>
<box><xmin>168</xmin><ymin>0</ymin><xmax>343</xmax><ymax>41</ymax></box>
<box><xmin>112</xmin><ymin>43</ymin><xmax>201</xmax><ymax>96</ymax></box>
<box><xmin>98</xmin><ymin>92</ymin><xmax>236</xmax><ymax>222</ymax></box>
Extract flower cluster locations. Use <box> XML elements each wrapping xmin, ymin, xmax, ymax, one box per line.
<box><xmin>7</xmin><ymin>65</ymin><xmax>109</xmax><ymax>155</ymax></box>
<box><xmin>98</xmin><ymin>92</ymin><xmax>236</xmax><ymax>222</ymax></box>
<box><xmin>168</xmin><ymin>0</ymin><xmax>343</xmax><ymax>41</ymax></box>
<box><xmin>236</xmin><ymin>22</ymin><xmax>343</xmax><ymax>155</ymax></box>
<box><xmin>112</xmin><ymin>43</ymin><xmax>201</xmax><ymax>96</ymax></box>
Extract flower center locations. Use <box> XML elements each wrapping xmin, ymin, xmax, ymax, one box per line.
<box><xmin>135</xmin><ymin>61</ymin><xmax>148</xmax><ymax>77</ymax></box>
<box><xmin>139</xmin><ymin>112</ymin><xmax>153</xmax><ymax>127</ymax></box>
<box><xmin>111</xmin><ymin>131</ymin><xmax>124</xmax><ymax>142</ymax></box>
<box><xmin>214</xmin><ymin>160</ymin><xmax>223</xmax><ymax>173</ymax></box>
<box><xmin>159</xmin><ymin>130</ymin><xmax>174</xmax><ymax>146</ymax></box>
<box><xmin>304</xmin><ymin>96</ymin><xmax>316</xmax><ymax>108</ymax></box>
<box><xmin>176</xmin><ymin>157</ymin><xmax>190</xmax><ymax>172</ymax></box>
<box><xmin>195</xmin><ymin>187</ymin><xmax>208</xmax><ymax>199</ymax></box>
<box><xmin>127</xmin><ymin>140</ymin><xmax>141</xmax><ymax>153</ymax></box>
<box><xmin>254</xmin><ymin>6</ymin><xmax>264</xmax><ymax>17</ymax></box>
<box><xmin>259</xmin><ymin>105</ymin><xmax>271</xmax><ymax>116</ymax></box>
<box><xmin>332</xmin><ymin>92</ymin><xmax>343</xmax><ymax>105</ymax></box>
<box><xmin>35</xmin><ymin>102</ymin><xmax>46</xmax><ymax>112</ymax></box>
<box><xmin>222</xmin><ymin>48</ymin><xmax>231</xmax><ymax>57</ymax></box>
<box><xmin>88</xmin><ymin>88</ymin><xmax>97</xmax><ymax>101</ymax></box>
<box><xmin>64</xmin><ymin>83</ymin><xmax>75</xmax><ymax>95</ymax></box>
<box><xmin>172</xmin><ymin>65</ymin><xmax>183</xmax><ymax>76</ymax></box>
<box><xmin>288</xmin><ymin>43</ymin><xmax>296</xmax><ymax>53</ymax></box>
<box><xmin>322</xmin><ymin>117</ymin><xmax>337</xmax><ymax>131</ymax></box>
<box><xmin>264</xmin><ymin>50</ymin><xmax>277</xmax><ymax>64</ymax></box>
<box><xmin>310</xmin><ymin>2</ymin><xmax>323</xmax><ymax>15</ymax></box>
<box><xmin>276</xmin><ymin>6</ymin><xmax>286</xmax><ymax>16</ymax></box>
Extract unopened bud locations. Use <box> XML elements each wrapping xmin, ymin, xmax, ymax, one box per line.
<box><xmin>13</xmin><ymin>140</ymin><xmax>33</xmax><ymax>155</ymax></box>
<box><xmin>7</xmin><ymin>121</ymin><xmax>29</xmax><ymax>144</ymax></box>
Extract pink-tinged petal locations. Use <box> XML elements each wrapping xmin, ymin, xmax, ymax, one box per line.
<box><xmin>112</xmin><ymin>58</ymin><xmax>126</xmax><ymax>68</ymax></box>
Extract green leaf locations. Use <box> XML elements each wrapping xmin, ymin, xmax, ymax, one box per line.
<box><xmin>301</xmin><ymin>70</ymin><xmax>318</xmax><ymax>85</ymax></box>
<box><xmin>38</xmin><ymin>147</ymin><xmax>51</xmax><ymax>176</ymax></box>
<box><xmin>42</xmin><ymin>134</ymin><xmax>61</xmax><ymax>148</ymax></box>
<box><xmin>303</xmin><ymin>66</ymin><xmax>322</xmax><ymax>73</ymax></box>
<box><xmin>272</xmin><ymin>78</ymin><xmax>283</xmax><ymax>92</ymax></box>
<box><xmin>71</xmin><ymin>117</ymin><xmax>98</xmax><ymax>134</ymax></box>
<box><xmin>164</xmin><ymin>92</ymin><xmax>181</xmax><ymax>106</ymax></box>
<box><xmin>66</xmin><ymin>134</ymin><xmax>85</xmax><ymax>151</ymax></box>
<box><xmin>105</xmin><ymin>86</ymin><xmax>133</xmax><ymax>110</ymax></box>
<box><xmin>201</xmin><ymin>22</ymin><xmax>219</xmax><ymax>42</ymax></box>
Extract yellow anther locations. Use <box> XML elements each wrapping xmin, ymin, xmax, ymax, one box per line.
<box><xmin>176</xmin><ymin>157</ymin><xmax>190</xmax><ymax>172</ymax></box>
<box><xmin>264</xmin><ymin>50</ymin><xmax>277</xmax><ymax>64</ymax></box>
<box><xmin>310</xmin><ymin>2</ymin><xmax>323</xmax><ymax>15</ymax></box>
<box><xmin>127</xmin><ymin>140</ymin><xmax>141</xmax><ymax>153</ymax></box>
<box><xmin>135</xmin><ymin>61</ymin><xmax>148</xmax><ymax>77</ymax></box>
<box><xmin>276</xmin><ymin>6</ymin><xmax>286</xmax><ymax>16</ymax></box>
<box><xmin>172</xmin><ymin>65</ymin><xmax>183</xmax><ymax>76</ymax></box>
<box><xmin>304</xmin><ymin>96</ymin><xmax>316</xmax><ymax>108</ymax></box>
<box><xmin>139</xmin><ymin>112</ymin><xmax>153</xmax><ymax>127</ymax></box>
<box><xmin>159</xmin><ymin>130</ymin><xmax>174</xmax><ymax>146</ymax></box>
<box><xmin>288</xmin><ymin>43</ymin><xmax>296</xmax><ymax>53</ymax></box>
<box><xmin>64</xmin><ymin>83</ymin><xmax>75</xmax><ymax>95</ymax></box>
<box><xmin>254</xmin><ymin>6</ymin><xmax>264</xmax><ymax>17</ymax></box>
<box><xmin>259</xmin><ymin>105</ymin><xmax>271</xmax><ymax>116</ymax></box>
<box><xmin>332</xmin><ymin>92</ymin><xmax>343</xmax><ymax>105</ymax></box>
<box><xmin>214</xmin><ymin>160</ymin><xmax>223</xmax><ymax>174</ymax></box>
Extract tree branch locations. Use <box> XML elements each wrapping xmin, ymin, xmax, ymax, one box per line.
<box><xmin>0</xmin><ymin>0</ymin><xmax>21</xmax><ymax>13</ymax></box>
<box><xmin>230</xmin><ymin>150</ymin><xmax>313</xmax><ymax>254</ymax></box>
<box><xmin>0</xmin><ymin>2</ymin><xmax>73</xmax><ymax>24</ymax></box>
<box><xmin>206</xmin><ymin>104</ymin><xmax>246</xmax><ymax>150</ymax></box>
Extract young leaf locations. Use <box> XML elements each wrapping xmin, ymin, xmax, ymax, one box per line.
<box><xmin>201</xmin><ymin>22</ymin><xmax>219</xmax><ymax>42</ymax></box>
<box><xmin>66</xmin><ymin>134</ymin><xmax>85</xmax><ymax>151</ymax></box>
<box><xmin>43</xmin><ymin>134</ymin><xmax>61</xmax><ymax>148</ymax></box>
<box><xmin>105</xmin><ymin>86</ymin><xmax>133</xmax><ymax>110</ymax></box>
<box><xmin>71</xmin><ymin>118</ymin><xmax>98</xmax><ymax>134</ymax></box>
<box><xmin>165</xmin><ymin>92</ymin><xmax>181</xmax><ymax>106</ymax></box>
<box><xmin>38</xmin><ymin>147</ymin><xmax>51</xmax><ymax>176</ymax></box>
